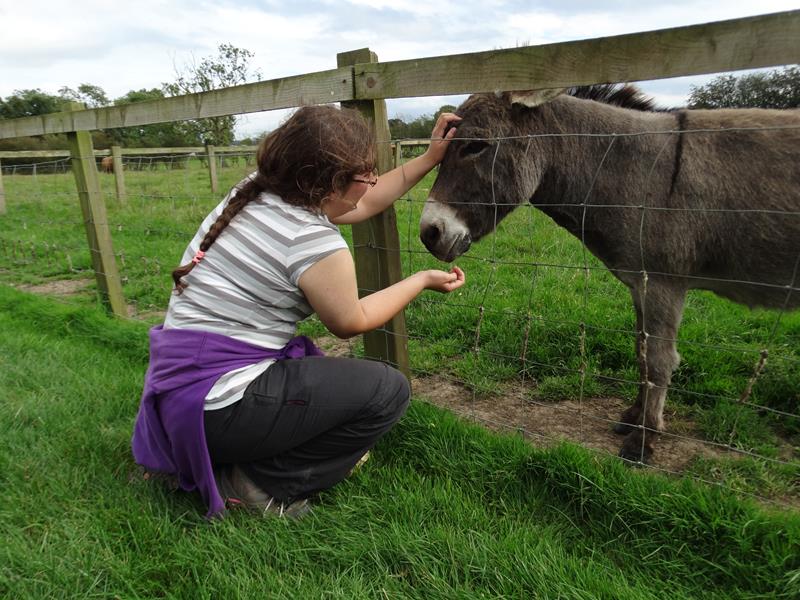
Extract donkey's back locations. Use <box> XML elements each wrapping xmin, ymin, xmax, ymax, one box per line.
<box><xmin>621</xmin><ymin>106</ymin><xmax>800</xmax><ymax>310</ymax></box>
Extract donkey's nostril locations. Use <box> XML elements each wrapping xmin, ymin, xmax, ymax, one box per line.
<box><xmin>420</xmin><ymin>224</ymin><xmax>441</xmax><ymax>250</ymax></box>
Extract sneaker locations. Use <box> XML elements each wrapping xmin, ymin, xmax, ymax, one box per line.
<box><xmin>215</xmin><ymin>464</ymin><xmax>312</xmax><ymax>519</ymax></box>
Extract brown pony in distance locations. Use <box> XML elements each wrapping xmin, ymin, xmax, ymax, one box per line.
<box><xmin>419</xmin><ymin>84</ymin><xmax>800</xmax><ymax>463</ymax></box>
<box><xmin>99</xmin><ymin>156</ymin><xmax>114</xmax><ymax>173</ymax></box>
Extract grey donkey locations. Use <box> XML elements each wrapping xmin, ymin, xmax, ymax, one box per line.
<box><xmin>419</xmin><ymin>84</ymin><xmax>800</xmax><ymax>463</ymax></box>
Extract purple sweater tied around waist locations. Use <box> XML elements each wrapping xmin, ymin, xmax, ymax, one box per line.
<box><xmin>131</xmin><ymin>325</ymin><xmax>323</xmax><ymax>518</ymax></box>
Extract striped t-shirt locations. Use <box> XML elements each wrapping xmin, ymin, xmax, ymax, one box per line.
<box><xmin>163</xmin><ymin>180</ymin><xmax>348</xmax><ymax>410</ymax></box>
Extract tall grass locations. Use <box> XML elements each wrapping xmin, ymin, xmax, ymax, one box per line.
<box><xmin>1</xmin><ymin>285</ymin><xmax>798</xmax><ymax>599</ymax></box>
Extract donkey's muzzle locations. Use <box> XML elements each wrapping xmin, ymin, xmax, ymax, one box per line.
<box><xmin>420</xmin><ymin>223</ymin><xmax>471</xmax><ymax>263</ymax></box>
<box><xmin>419</xmin><ymin>197</ymin><xmax>473</xmax><ymax>262</ymax></box>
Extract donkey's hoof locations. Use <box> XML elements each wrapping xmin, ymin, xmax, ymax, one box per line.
<box><xmin>618</xmin><ymin>439</ymin><xmax>653</xmax><ymax>465</ymax></box>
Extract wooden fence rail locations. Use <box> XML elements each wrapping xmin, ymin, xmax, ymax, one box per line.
<box><xmin>0</xmin><ymin>9</ymin><xmax>797</xmax><ymax>371</ymax></box>
<box><xmin>0</xmin><ymin>146</ymin><xmax>259</xmax><ymax>159</ymax></box>
<box><xmin>0</xmin><ymin>141</ymin><xmax>428</xmax><ymax>160</ymax></box>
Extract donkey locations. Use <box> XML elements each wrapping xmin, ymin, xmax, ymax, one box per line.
<box><xmin>419</xmin><ymin>85</ymin><xmax>800</xmax><ymax>463</ymax></box>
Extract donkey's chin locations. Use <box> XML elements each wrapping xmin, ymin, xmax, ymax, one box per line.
<box><xmin>434</xmin><ymin>234</ymin><xmax>472</xmax><ymax>263</ymax></box>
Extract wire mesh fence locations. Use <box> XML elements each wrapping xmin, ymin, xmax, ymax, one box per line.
<box><xmin>1</xmin><ymin>128</ymin><xmax>798</xmax><ymax>509</ymax></box>
<box><xmin>383</xmin><ymin>126</ymin><xmax>799</xmax><ymax>510</ymax></box>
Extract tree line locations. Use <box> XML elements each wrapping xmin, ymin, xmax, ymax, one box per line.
<box><xmin>687</xmin><ymin>65</ymin><xmax>800</xmax><ymax>109</ymax></box>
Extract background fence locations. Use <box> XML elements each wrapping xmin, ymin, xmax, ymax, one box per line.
<box><xmin>1</xmin><ymin>10</ymin><xmax>799</xmax><ymax>508</ymax></box>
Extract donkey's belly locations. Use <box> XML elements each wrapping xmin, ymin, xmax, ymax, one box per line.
<box><xmin>696</xmin><ymin>278</ymin><xmax>800</xmax><ymax>311</ymax></box>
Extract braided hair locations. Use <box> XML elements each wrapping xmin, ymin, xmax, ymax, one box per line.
<box><xmin>172</xmin><ymin>105</ymin><xmax>376</xmax><ymax>293</ymax></box>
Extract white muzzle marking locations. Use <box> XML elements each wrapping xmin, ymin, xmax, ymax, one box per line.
<box><xmin>419</xmin><ymin>196</ymin><xmax>471</xmax><ymax>261</ymax></box>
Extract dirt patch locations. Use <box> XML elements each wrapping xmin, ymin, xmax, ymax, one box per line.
<box><xmin>18</xmin><ymin>278</ymin><xmax>94</xmax><ymax>296</ymax></box>
<box><xmin>409</xmin><ymin>374</ymin><xmax>734</xmax><ymax>474</ymax></box>
<box><xmin>14</xmin><ymin>277</ymin><xmax>165</xmax><ymax>321</ymax></box>
<box><xmin>132</xmin><ymin>309</ymin><xmax>167</xmax><ymax>320</ymax></box>
<box><xmin>127</xmin><ymin>306</ymin><xmax>166</xmax><ymax>321</ymax></box>
<box><xmin>316</xmin><ymin>335</ymin><xmax>358</xmax><ymax>357</ymax></box>
<box><xmin>415</xmin><ymin>377</ymin><xmax>800</xmax><ymax>510</ymax></box>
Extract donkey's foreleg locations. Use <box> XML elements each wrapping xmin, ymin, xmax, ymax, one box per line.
<box><xmin>617</xmin><ymin>279</ymin><xmax>687</xmax><ymax>464</ymax></box>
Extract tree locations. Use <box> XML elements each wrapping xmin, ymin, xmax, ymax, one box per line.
<box><xmin>688</xmin><ymin>65</ymin><xmax>800</xmax><ymax>109</ymax></box>
<box><xmin>388</xmin><ymin>105</ymin><xmax>459</xmax><ymax>140</ymax></box>
<box><xmin>0</xmin><ymin>88</ymin><xmax>65</xmax><ymax>119</ymax></box>
<box><xmin>163</xmin><ymin>44</ymin><xmax>262</xmax><ymax>146</ymax></box>
<box><xmin>434</xmin><ymin>104</ymin><xmax>458</xmax><ymax>120</ymax></box>
<box><xmin>109</xmin><ymin>89</ymin><xmax>202</xmax><ymax>148</ymax></box>
<box><xmin>58</xmin><ymin>84</ymin><xmax>109</xmax><ymax>108</ymax></box>
<box><xmin>0</xmin><ymin>89</ymin><xmax>67</xmax><ymax>153</ymax></box>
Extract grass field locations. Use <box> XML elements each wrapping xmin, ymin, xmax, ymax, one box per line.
<box><xmin>2</xmin><ymin>157</ymin><xmax>798</xmax><ymax>490</ymax></box>
<box><xmin>0</xmin><ymin>154</ymin><xmax>799</xmax><ymax>587</ymax></box>
<box><xmin>1</xmin><ymin>284</ymin><xmax>799</xmax><ymax>599</ymax></box>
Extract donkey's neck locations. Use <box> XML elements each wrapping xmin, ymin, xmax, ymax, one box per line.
<box><xmin>530</xmin><ymin>97</ymin><xmax>678</xmax><ymax>230</ymax></box>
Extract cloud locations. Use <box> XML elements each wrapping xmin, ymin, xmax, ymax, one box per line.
<box><xmin>0</xmin><ymin>1</ymin><xmax>332</xmax><ymax>98</ymax></box>
<box><xmin>2</xmin><ymin>0</ymin><xmax>797</xmax><ymax>136</ymax></box>
<box><xmin>502</xmin><ymin>1</ymin><xmax>800</xmax><ymax>45</ymax></box>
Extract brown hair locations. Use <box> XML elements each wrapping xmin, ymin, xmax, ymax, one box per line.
<box><xmin>172</xmin><ymin>105</ymin><xmax>375</xmax><ymax>292</ymax></box>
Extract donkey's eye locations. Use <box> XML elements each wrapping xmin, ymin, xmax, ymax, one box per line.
<box><xmin>459</xmin><ymin>140</ymin><xmax>490</xmax><ymax>158</ymax></box>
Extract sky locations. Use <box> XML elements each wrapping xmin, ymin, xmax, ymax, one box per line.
<box><xmin>1</xmin><ymin>0</ymin><xmax>798</xmax><ymax>139</ymax></box>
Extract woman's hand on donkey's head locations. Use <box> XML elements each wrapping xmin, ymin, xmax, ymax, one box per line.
<box><xmin>422</xmin><ymin>266</ymin><xmax>466</xmax><ymax>293</ymax></box>
<box><xmin>425</xmin><ymin>112</ymin><xmax>462</xmax><ymax>164</ymax></box>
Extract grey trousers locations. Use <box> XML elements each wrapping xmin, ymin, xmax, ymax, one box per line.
<box><xmin>203</xmin><ymin>356</ymin><xmax>410</xmax><ymax>503</ymax></box>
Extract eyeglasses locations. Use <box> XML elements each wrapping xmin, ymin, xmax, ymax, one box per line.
<box><xmin>352</xmin><ymin>176</ymin><xmax>378</xmax><ymax>187</ymax></box>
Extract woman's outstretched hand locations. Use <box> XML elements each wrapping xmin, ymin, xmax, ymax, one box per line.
<box><xmin>424</xmin><ymin>112</ymin><xmax>462</xmax><ymax>165</ymax></box>
<box><xmin>422</xmin><ymin>266</ymin><xmax>466</xmax><ymax>293</ymax></box>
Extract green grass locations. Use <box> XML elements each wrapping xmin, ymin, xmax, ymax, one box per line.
<box><xmin>1</xmin><ymin>285</ymin><xmax>799</xmax><ymax>598</ymax></box>
<box><xmin>1</xmin><ymin>158</ymin><xmax>799</xmax><ymax>499</ymax></box>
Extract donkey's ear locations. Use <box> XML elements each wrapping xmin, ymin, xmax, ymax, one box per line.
<box><xmin>509</xmin><ymin>88</ymin><xmax>565</xmax><ymax>108</ymax></box>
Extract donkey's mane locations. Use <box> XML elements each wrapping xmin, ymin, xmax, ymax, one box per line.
<box><xmin>568</xmin><ymin>84</ymin><xmax>659</xmax><ymax>112</ymax></box>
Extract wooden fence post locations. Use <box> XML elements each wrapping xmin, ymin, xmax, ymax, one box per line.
<box><xmin>393</xmin><ymin>141</ymin><xmax>402</xmax><ymax>169</ymax></box>
<box><xmin>111</xmin><ymin>145</ymin><xmax>127</xmax><ymax>205</ymax></box>
<box><xmin>206</xmin><ymin>144</ymin><xmax>218</xmax><ymax>194</ymax></box>
<box><xmin>0</xmin><ymin>159</ymin><xmax>6</xmax><ymax>215</ymax></box>
<box><xmin>66</xmin><ymin>104</ymin><xmax>127</xmax><ymax>317</ymax></box>
<box><xmin>338</xmin><ymin>48</ymin><xmax>410</xmax><ymax>377</ymax></box>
